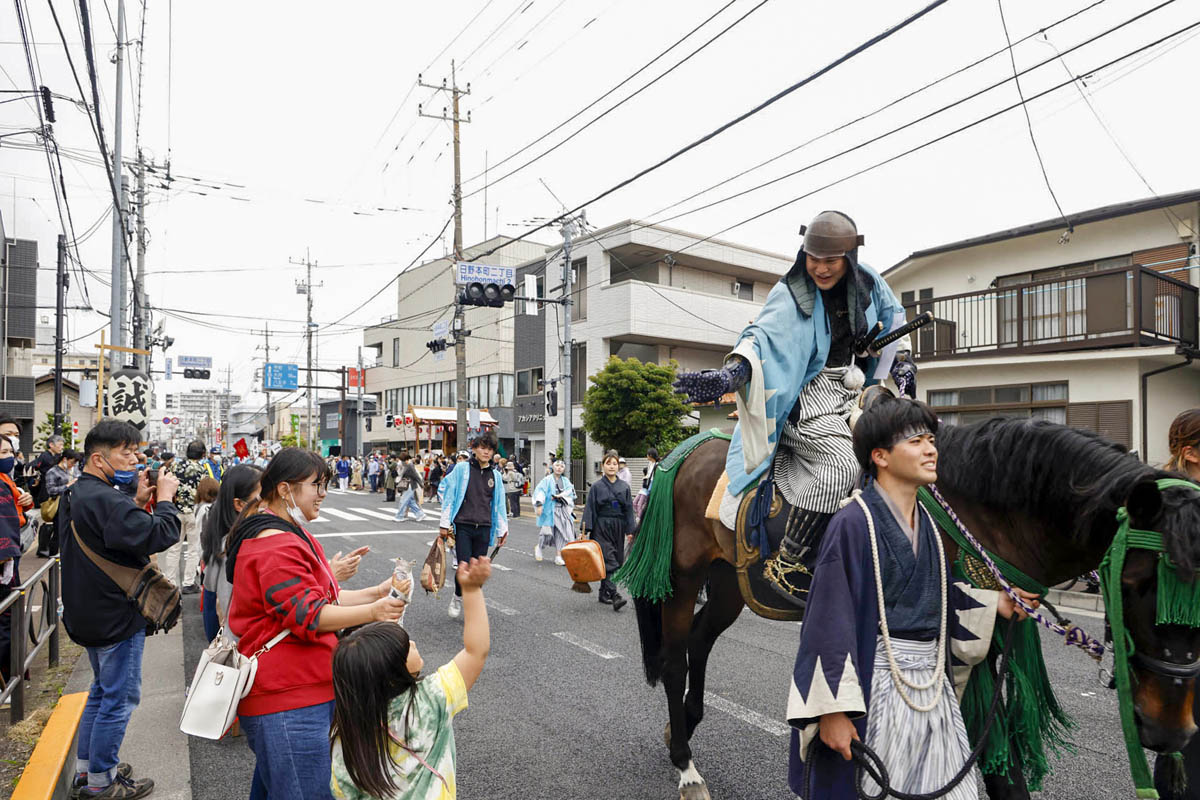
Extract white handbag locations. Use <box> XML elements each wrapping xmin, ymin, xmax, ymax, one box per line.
<box><xmin>179</xmin><ymin>628</ymin><xmax>288</xmax><ymax>739</ymax></box>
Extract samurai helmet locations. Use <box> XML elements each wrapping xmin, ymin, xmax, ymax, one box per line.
<box><xmin>800</xmin><ymin>210</ymin><xmax>864</xmax><ymax>259</ymax></box>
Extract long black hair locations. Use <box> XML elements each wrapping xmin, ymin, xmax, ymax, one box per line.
<box><xmin>224</xmin><ymin>448</ymin><xmax>329</xmax><ymax>579</ymax></box>
<box><xmin>201</xmin><ymin>464</ymin><xmax>261</xmax><ymax>567</ymax></box>
<box><xmin>331</xmin><ymin>622</ymin><xmax>422</xmax><ymax>798</ymax></box>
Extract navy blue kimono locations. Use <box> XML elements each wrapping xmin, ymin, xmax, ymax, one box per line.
<box><xmin>785</xmin><ymin>484</ymin><xmax>999</xmax><ymax>799</ymax></box>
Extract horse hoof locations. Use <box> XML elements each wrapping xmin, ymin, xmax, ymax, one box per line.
<box><xmin>679</xmin><ymin>783</ymin><xmax>711</xmax><ymax>800</ymax></box>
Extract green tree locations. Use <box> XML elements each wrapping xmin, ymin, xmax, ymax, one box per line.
<box><xmin>581</xmin><ymin>357</ymin><xmax>691</xmax><ymax>457</ymax></box>
<box><xmin>553</xmin><ymin>436</ymin><xmax>586</xmax><ymax>462</ymax></box>
<box><xmin>279</xmin><ymin>433</ymin><xmax>308</xmax><ymax>449</ymax></box>
<box><xmin>36</xmin><ymin>411</ymin><xmax>72</xmax><ymax>451</ymax></box>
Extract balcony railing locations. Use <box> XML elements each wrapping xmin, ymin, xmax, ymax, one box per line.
<box><xmin>903</xmin><ymin>266</ymin><xmax>1198</xmax><ymax>360</ymax></box>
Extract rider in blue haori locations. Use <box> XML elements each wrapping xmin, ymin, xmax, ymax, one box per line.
<box><xmin>674</xmin><ymin>211</ymin><xmax>918</xmax><ymax>607</ymax></box>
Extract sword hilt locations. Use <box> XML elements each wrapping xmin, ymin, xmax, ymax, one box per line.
<box><xmin>867</xmin><ymin>311</ymin><xmax>934</xmax><ymax>357</ymax></box>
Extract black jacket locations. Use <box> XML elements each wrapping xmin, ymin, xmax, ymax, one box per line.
<box><xmin>60</xmin><ymin>473</ymin><xmax>181</xmax><ymax>647</ymax></box>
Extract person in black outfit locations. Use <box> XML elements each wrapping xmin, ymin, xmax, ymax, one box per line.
<box><xmin>33</xmin><ymin>434</ymin><xmax>65</xmax><ymax>557</ymax></box>
<box><xmin>438</xmin><ymin>432</ymin><xmax>508</xmax><ymax>619</ymax></box>
<box><xmin>60</xmin><ymin>419</ymin><xmax>181</xmax><ymax>800</ymax></box>
<box><xmin>582</xmin><ymin>451</ymin><xmax>636</xmax><ymax>611</ymax></box>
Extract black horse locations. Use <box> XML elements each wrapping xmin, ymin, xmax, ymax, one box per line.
<box><xmin>631</xmin><ymin>418</ymin><xmax>1200</xmax><ymax>799</ymax></box>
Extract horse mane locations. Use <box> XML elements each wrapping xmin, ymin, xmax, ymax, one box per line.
<box><xmin>935</xmin><ymin>418</ymin><xmax>1199</xmax><ymax>570</ymax></box>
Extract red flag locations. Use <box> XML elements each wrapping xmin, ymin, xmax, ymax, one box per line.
<box><xmin>234</xmin><ymin>438</ymin><xmax>250</xmax><ymax>459</ymax></box>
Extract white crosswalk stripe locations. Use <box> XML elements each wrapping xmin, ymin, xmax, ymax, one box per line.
<box><xmin>552</xmin><ymin>631</ymin><xmax>622</xmax><ymax>659</ymax></box>
<box><xmin>320</xmin><ymin>508</ymin><xmax>367</xmax><ymax>522</ymax></box>
<box><xmin>313</xmin><ymin>529</ymin><xmax>429</xmax><ymax>539</ymax></box>
<box><xmin>349</xmin><ymin>507</ymin><xmax>400</xmax><ymax>521</ymax></box>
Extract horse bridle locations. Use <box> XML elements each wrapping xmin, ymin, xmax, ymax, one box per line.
<box><xmin>1132</xmin><ymin>651</ymin><xmax>1200</xmax><ymax>681</ymax></box>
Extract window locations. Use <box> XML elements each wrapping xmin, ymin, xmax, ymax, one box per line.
<box><xmin>571</xmin><ymin>343</ymin><xmax>587</xmax><ymax>404</ymax></box>
<box><xmin>572</xmin><ymin>258</ymin><xmax>587</xmax><ymax>321</ymax></box>
<box><xmin>518</xmin><ymin>274</ymin><xmax>546</xmax><ymax>315</ymax></box>
<box><xmin>517</xmin><ymin>367</ymin><xmax>543</xmax><ymax>396</ymax></box>
<box><xmin>501</xmin><ymin>373</ymin><xmax>514</xmax><ymax>406</ymax></box>
<box><xmin>1066</xmin><ymin>400</ymin><xmax>1133</xmax><ymax>449</ymax></box>
<box><xmin>928</xmin><ymin>381</ymin><xmax>1068</xmax><ymax>427</ymax></box>
<box><xmin>737</xmin><ymin>281</ymin><xmax>754</xmax><ymax>301</ymax></box>
<box><xmin>487</xmin><ymin>374</ymin><xmax>500</xmax><ymax>408</ymax></box>
<box><xmin>392</xmin><ymin>338</ymin><xmax>400</xmax><ymax>366</ymax></box>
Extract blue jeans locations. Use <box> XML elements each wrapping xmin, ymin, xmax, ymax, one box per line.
<box><xmin>454</xmin><ymin>522</ymin><xmax>491</xmax><ymax>597</ymax></box>
<box><xmin>240</xmin><ymin>701</ymin><xmax>335</xmax><ymax>800</ymax></box>
<box><xmin>201</xmin><ymin>588</ymin><xmax>220</xmax><ymax>643</ymax></box>
<box><xmin>76</xmin><ymin>629</ymin><xmax>145</xmax><ymax>787</ymax></box>
<box><xmin>395</xmin><ymin>488</ymin><xmax>424</xmax><ymax>520</ymax></box>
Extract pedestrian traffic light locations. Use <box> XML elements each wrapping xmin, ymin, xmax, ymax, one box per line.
<box><xmin>425</xmin><ymin>338</ymin><xmax>448</xmax><ymax>353</ymax></box>
<box><xmin>546</xmin><ymin>387</ymin><xmax>558</xmax><ymax>417</ymax></box>
<box><xmin>457</xmin><ymin>282</ymin><xmax>516</xmax><ymax>308</ymax></box>
<box><xmin>183</xmin><ymin>368</ymin><xmax>211</xmax><ymax>380</ymax></box>
<box><xmin>385</xmin><ymin>414</ymin><xmax>394</xmax><ymax>428</ymax></box>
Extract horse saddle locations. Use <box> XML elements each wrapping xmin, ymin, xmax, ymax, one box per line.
<box><xmin>733</xmin><ymin>482</ymin><xmax>816</xmax><ymax>622</ymax></box>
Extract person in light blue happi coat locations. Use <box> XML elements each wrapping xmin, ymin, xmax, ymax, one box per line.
<box><xmin>532</xmin><ymin>460</ymin><xmax>576</xmax><ymax>565</ymax></box>
<box><xmin>438</xmin><ymin>433</ymin><xmax>508</xmax><ymax>619</ymax></box>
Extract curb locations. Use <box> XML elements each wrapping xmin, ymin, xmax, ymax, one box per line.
<box><xmin>1046</xmin><ymin>588</ymin><xmax>1104</xmax><ymax>613</ymax></box>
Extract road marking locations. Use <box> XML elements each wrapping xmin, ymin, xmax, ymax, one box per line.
<box><xmin>311</xmin><ymin>516</ymin><xmax>329</xmax><ymax>523</ymax></box>
<box><xmin>321</xmin><ymin>508</ymin><xmax>367</xmax><ymax>522</ymax></box>
<box><xmin>485</xmin><ymin>598</ymin><xmax>519</xmax><ymax>616</ymax></box>
<box><xmin>704</xmin><ymin>692</ymin><xmax>790</xmax><ymax>737</ymax></box>
<box><xmin>552</xmin><ymin>631</ymin><xmax>622</xmax><ymax>659</ymax></box>
<box><xmin>313</xmin><ymin>529</ymin><xmax>429</xmax><ymax>539</ymax></box>
<box><xmin>491</xmin><ymin>563</ymin><xmax>512</xmax><ymax>571</ymax></box>
<box><xmin>350</xmin><ymin>507</ymin><xmax>401</xmax><ymax>521</ymax></box>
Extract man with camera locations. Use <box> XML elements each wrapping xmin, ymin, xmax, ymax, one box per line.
<box><xmin>61</xmin><ymin>419</ymin><xmax>181</xmax><ymax>800</ymax></box>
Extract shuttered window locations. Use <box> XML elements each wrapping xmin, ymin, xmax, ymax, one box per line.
<box><xmin>1066</xmin><ymin>400</ymin><xmax>1132</xmax><ymax>449</ymax></box>
<box><xmin>1133</xmin><ymin>243</ymin><xmax>1190</xmax><ymax>276</ymax></box>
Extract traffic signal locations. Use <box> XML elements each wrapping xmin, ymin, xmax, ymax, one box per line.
<box><xmin>425</xmin><ymin>338</ymin><xmax>448</xmax><ymax>353</ymax></box>
<box><xmin>385</xmin><ymin>414</ymin><xmax>394</xmax><ymax>428</ymax></box>
<box><xmin>183</xmin><ymin>368</ymin><xmax>211</xmax><ymax>379</ymax></box>
<box><xmin>39</xmin><ymin>86</ymin><xmax>55</xmax><ymax>124</ymax></box>
<box><xmin>546</xmin><ymin>387</ymin><xmax>558</xmax><ymax>417</ymax></box>
<box><xmin>457</xmin><ymin>282</ymin><xmax>516</xmax><ymax>308</ymax></box>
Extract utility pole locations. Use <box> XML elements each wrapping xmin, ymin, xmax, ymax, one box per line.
<box><xmin>419</xmin><ymin>62</ymin><xmax>471</xmax><ymax>448</ymax></box>
<box><xmin>356</xmin><ymin>347</ymin><xmax>364</xmax><ymax>458</ymax></box>
<box><xmin>133</xmin><ymin>152</ymin><xmax>146</xmax><ymax>369</ymax></box>
<box><xmin>108</xmin><ymin>0</ymin><xmax>126</xmax><ymax>348</ymax></box>
<box><xmin>291</xmin><ymin>250</ymin><xmax>321</xmax><ymax>451</ymax></box>
<box><xmin>560</xmin><ymin>217</ymin><xmax>576</xmax><ymax>469</ymax></box>
<box><xmin>337</xmin><ymin>366</ymin><xmax>347</xmax><ymax>453</ymax></box>
<box><xmin>221</xmin><ymin>364</ymin><xmax>233</xmax><ymax>449</ymax></box>
<box><xmin>53</xmin><ymin>234</ymin><xmax>67</xmax><ymax>432</ymax></box>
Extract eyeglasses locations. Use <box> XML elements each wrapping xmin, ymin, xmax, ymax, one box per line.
<box><xmin>307</xmin><ymin>481</ymin><xmax>328</xmax><ymax>496</ymax></box>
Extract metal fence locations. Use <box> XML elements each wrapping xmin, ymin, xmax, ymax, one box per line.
<box><xmin>0</xmin><ymin>557</ymin><xmax>61</xmax><ymax>723</ymax></box>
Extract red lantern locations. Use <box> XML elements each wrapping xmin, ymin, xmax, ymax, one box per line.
<box><xmin>405</xmin><ymin>415</ymin><xmax>413</xmax><ymax>425</ymax></box>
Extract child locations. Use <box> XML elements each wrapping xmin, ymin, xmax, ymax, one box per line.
<box><xmin>581</xmin><ymin>451</ymin><xmax>636</xmax><ymax>611</ymax></box>
<box><xmin>331</xmin><ymin>558</ymin><xmax>492</xmax><ymax>800</ymax></box>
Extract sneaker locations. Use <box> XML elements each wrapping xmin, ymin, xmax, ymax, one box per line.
<box><xmin>612</xmin><ymin>595</ymin><xmax>628</xmax><ymax>612</ymax></box>
<box><xmin>82</xmin><ymin>774</ymin><xmax>154</xmax><ymax>800</ymax></box>
<box><xmin>448</xmin><ymin>595</ymin><xmax>462</xmax><ymax>619</ymax></box>
<box><xmin>554</xmin><ymin>556</ymin><xmax>566</xmax><ymax>566</ymax></box>
<box><xmin>180</xmin><ymin>585</ymin><xmax>200</xmax><ymax>596</ymax></box>
<box><xmin>534</xmin><ymin>544</ymin><xmax>543</xmax><ymax>562</ymax></box>
<box><xmin>71</xmin><ymin>765</ymin><xmax>133</xmax><ymax>799</ymax></box>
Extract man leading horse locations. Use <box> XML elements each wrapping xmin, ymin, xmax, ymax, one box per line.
<box><xmin>674</xmin><ymin>210</ymin><xmax>918</xmax><ymax>608</ymax></box>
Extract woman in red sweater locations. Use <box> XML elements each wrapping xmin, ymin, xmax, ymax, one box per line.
<box><xmin>224</xmin><ymin>448</ymin><xmax>407</xmax><ymax>800</ymax></box>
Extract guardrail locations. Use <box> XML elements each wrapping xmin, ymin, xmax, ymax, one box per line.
<box><xmin>0</xmin><ymin>557</ymin><xmax>61</xmax><ymax>723</ymax></box>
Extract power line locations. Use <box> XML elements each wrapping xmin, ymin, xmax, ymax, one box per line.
<box><xmin>472</xmin><ymin>0</ymin><xmax>954</xmax><ymax>261</ymax></box>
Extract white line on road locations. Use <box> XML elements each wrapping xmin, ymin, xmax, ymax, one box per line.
<box><xmin>350</xmin><ymin>507</ymin><xmax>402</xmax><ymax>522</ymax></box>
<box><xmin>704</xmin><ymin>692</ymin><xmax>790</xmax><ymax>737</ymax></box>
<box><xmin>321</xmin><ymin>508</ymin><xmax>368</xmax><ymax>522</ymax></box>
<box><xmin>312</xmin><ymin>516</ymin><xmax>329</xmax><ymax>523</ymax></box>
<box><xmin>485</xmin><ymin>598</ymin><xmax>519</xmax><ymax>616</ymax></box>
<box><xmin>552</xmin><ymin>631</ymin><xmax>622</xmax><ymax>659</ymax></box>
<box><xmin>313</xmin><ymin>529</ymin><xmax>429</xmax><ymax>539</ymax></box>
<box><xmin>491</xmin><ymin>563</ymin><xmax>512</xmax><ymax>571</ymax></box>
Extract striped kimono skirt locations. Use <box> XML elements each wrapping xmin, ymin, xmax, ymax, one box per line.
<box><xmin>862</xmin><ymin>637</ymin><xmax>977</xmax><ymax>799</ymax></box>
<box><xmin>773</xmin><ymin>365</ymin><xmax>861</xmax><ymax>513</ymax></box>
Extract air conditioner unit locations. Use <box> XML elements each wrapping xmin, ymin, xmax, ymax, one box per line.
<box><xmin>731</xmin><ymin>282</ymin><xmax>742</xmax><ymax>296</ymax></box>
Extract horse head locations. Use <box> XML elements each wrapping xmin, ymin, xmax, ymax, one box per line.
<box><xmin>1117</xmin><ymin>477</ymin><xmax>1200</xmax><ymax>753</ymax></box>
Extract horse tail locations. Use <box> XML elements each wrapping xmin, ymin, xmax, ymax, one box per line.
<box><xmin>633</xmin><ymin>596</ymin><xmax>664</xmax><ymax>686</ymax></box>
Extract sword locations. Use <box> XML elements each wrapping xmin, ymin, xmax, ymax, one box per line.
<box><xmin>856</xmin><ymin>311</ymin><xmax>934</xmax><ymax>358</ymax></box>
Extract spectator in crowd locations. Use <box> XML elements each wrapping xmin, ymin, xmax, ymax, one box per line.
<box><xmin>40</xmin><ymin>448</ymin><xmax>79</xmax><ymax>557</ymax></box>
<box><xmin>383</xmin><ymin>455</ymin><xmax>397</xmax><ymax>503</ymax></box>
<box><xmin>438</xmin><ymin>432</ymin><xmax>508</xmax><ymax>619</ymax></box>
<box><xmin>33</xmin><ymin>434</ymin><xmax>65</xmax><ymax>556</ymax></box>
<box><xmin>254</xmin><ymin>448</ymin><xmax>271</xmax><ymax>469</ymax></box>
<box><xmin>634</xmin><ymin>446</ymin><xmax>660</xmax><ymax>523</ymax></box>
<box><xmin>199</xmin><ymin>465</ymin><xmax>261</xmax><ymax>643</ymax></box>
<box><xmin>160</xmin><ymin>452</ymin><xmax>175</xmax><ymax>473</ymax></box>
<box><xmin>164</xmin><ymin>441</ymin><xmax>209</xmax><ymax>594</ymax></box>
<box><xmin>503</xmin><ymin>460</ymin><xmax>522</xmax><ymax>518</ymax></box>
<box><xmin>428</xmin><ymin>457</ymin><xmax>445</xmax><ymax>502</ymax></box>
<box><xmin>0</xmin><ymin>417</ymin><xmax>32</xmax><ymax>502</ymax></box>
<box><xmin>330</xmin><ymin>558</ymin><xmax>492</xmax><ymax>800</ymax></box>
<box><xmin>191</xmin><ymin>477</ymin><xmax>219</xmax><ymax>635</ymax></box>
<box><xmin>533</xmin><ymin>460</ymin><xmax>576</xmax><ymax>566</ymax></box>
<box><xmin>336</xmin><ymin>456</ymin><xmax>351</xmax><ymax>492</ymax></box>
<box><xmin>616</xmin><ymin>456</ymin><xmax>632</xmax><ymax>486</ymax></box>
<box><xmin>224</xmin><ymin>448</ymin><xmax>406</xmax><ymax>800</ymax></box>
<box><xmin>0</xmin><ymin>433</ymin><xmax>32</xmax><ymax>683</ymax></box>
<box><xmin>1167</xmin><ymin>408</ymin><xmax>1200</xmax><ymax>481</ymax></box>
<box><xmin>582</xmin><ymin>451</ymin><xmax>635</xmax><ymax>611</ymax></box>
<box><xmin>366</xmin><ymin>455</ymin><xmax>381</xmax><ymax>493</ymax></box>
<box><xmin>61</xmin><ymin>419</ymin><xmax>180</xmax><ymax>800</ymax></box>
<box><xmin>204</xmin><ymin>448</ymin><xmax>224</xmax><ymax>481</ymax></box>
<box><xmin>394</xmin><ymin>453</ymin><xmax>426</xmax><ymax>522</ymax></box>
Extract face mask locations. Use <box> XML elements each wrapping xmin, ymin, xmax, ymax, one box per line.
<box><xmin>283</xmin><ymin>488</ymin><xmax>308</xmax><ymax>526</ymax></box>
<box><xmin>0</xmin><ymin>457</ymin><xmax>13</xmax><ymax>475</ymax></box>
<box><xmin>102</xmin><ymin>456</ymin><xmax>137</xmax><ymax>485</ymax></box>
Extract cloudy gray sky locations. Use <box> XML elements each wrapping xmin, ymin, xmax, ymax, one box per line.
<box><xmin>3</xmin><ymin>0</ymin><xmax>1198</xmax><ymax>410</ymax></box>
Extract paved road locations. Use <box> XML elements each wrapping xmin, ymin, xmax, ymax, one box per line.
<box><xmin>184</xmin><ymin>488</ymin><xmax>1144</xmax><ymax>800</ymax></box>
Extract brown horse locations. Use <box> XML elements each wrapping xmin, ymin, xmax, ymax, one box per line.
<box><xmin>631</xmin><ymin>419</ymin><xmax>1200</xmax><ymax>800</ymax></box>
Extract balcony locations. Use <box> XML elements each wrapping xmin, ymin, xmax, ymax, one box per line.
<box><xmin>904</xmin><ymin>266</ymin><xmax>1198</xmax><ymax>361</ymax></box>
<box><xmin>593</xmin><ymin>279</ymin><xmax>758</xmax><ymax>349</ymax></box>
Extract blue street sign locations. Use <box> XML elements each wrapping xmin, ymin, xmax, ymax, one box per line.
<box><xmin>177</xmin><ymin>355</ymin><xmax>213</xmax><ymax>369</ymax></box>
<box><xmin>263</xmin><ymin>362</ymin><xmax>299</xmax><ymax>392</ymax></box>
<box><xmin>165</xmin><ymin>357</ymin><xmax>173</xmax><ymax>380</ymax></box>
<box><xmin>455</xmin><ymin>261</ymin><xmax>515</xmax><ymax>287</ymax></box>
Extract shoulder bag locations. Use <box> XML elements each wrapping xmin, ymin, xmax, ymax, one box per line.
<box><xmin>71</xmin><ymin>521</ymin><xmax>182</xmax><ymax>634</ymax></box>
<box><xmin>180</xmin><ymin>627</ymin><xmax>288</xmax><ymax>739</ymax></box>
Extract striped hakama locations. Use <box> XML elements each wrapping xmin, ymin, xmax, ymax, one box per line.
<box><xmin>773</xmin><ymin>366</ymin><xmax>860</xmax><ymax>513</ymax></box>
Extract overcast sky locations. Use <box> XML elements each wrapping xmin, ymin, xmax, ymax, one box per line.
<box><xmin>3</xmin><ymin>0</ymin><xmax>1198</xmax><ymax>411</ymax></box>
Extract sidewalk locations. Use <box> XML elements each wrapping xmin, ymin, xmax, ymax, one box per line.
<box><xmin>65</xmin><ymin>628</ymin><xmax>191</xmax><ymax>800</ymax></box>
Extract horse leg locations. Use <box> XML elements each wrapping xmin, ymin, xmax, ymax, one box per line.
<box><xmin>983</xmin><ymin>770</ymin><xmax>1030</xmax><ymax>800</ymax></box>
<box><xmin>661</xmin><ymin>569</ymin><xmax>711</xmax><ymax>800</ymax></box>
<box><xmin>684</xmin><ymin>560</ymin><xmax>745</xmax><ymax>740</ymax></box>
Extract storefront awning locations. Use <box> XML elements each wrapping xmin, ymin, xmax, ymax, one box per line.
<box><xmin>409</xmin><ymin>405</ymin><xmax>498</xmax><ymax>425</ymax></box>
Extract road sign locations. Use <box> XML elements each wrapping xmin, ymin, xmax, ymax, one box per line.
<box><xmin>455</xmin><ymin>261</ymin><xmax>515</xmax><ymax>287</ymax></box>
<box><xmin>433</xmin><ymin>350</ymin><xmax>446</xmax><ymax>363</ymax></box>
<box><xmin>171</xmin><ymin>417</ymin><xmax>180</xmax><ymax>424</ymax></box>
<box><xmin>523</xmin><ymin>273</ymin><xmax>539</xmax><ymax>316</ymax></box>
<box><xmin>162</xmin><ymin>416</ymin><xmax>171</xmax><ymax>425</ymax></box>
<box><xmin>165</xmin><ymin>357</ymin><xmax>173</xmax><ymax>380</ymax></box>
<box><xmin>468</xmin><ymin>408</ymin><xmax>480</xmax><ymax>430</ymax></box>
<box><xmin>177</xmin><ymin>355</ymin><xmax>212</xmax><ymax>369</ymax></box>
<box><xmin>432</xmin><ymin>320</ymin><xmax>449</xmax><ymax>338</ymax></box>
<box><xmin>263</xmin><ymin>362</ymin><xmax>299</xmax><ymax>392</ymax></box>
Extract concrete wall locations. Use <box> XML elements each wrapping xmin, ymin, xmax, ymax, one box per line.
<box><xmin>1142</xmin><ymin>360</ymin><xmax>1200</xmax><ymax>467</ymax></box>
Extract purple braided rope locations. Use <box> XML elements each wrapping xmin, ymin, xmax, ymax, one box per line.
<box><xmin>928</xmin><ymin>484</ymin><xmax>1106</xmax><ymax>661</ymax></box>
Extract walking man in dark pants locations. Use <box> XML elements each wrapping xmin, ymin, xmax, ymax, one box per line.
<box><xmin>438</xmin><ymin>431</ymin><xmax>508</xmax><ymax>619</ymax></box>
